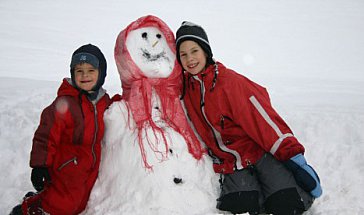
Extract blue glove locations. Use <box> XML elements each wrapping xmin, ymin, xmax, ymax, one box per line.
<box><xmin>284</xmin><ymin>154</ymin><xmax>322</xmax><ymax>198</ymax></box>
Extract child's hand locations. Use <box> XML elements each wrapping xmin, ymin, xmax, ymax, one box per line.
<box><xmin>284</xmin><ymin>154</ymin><xmax>322</xmax><ymax>198</ymax></box>
<box><xmin>31</xmin><ymin>167</ymin><xmax>51</xmax><ymax>192</ymax></box>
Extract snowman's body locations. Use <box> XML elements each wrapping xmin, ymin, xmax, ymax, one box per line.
<box><xmin>84</xmin><ymin>16</ymin><xmax>219</xmax><ymax>215</ymax></box>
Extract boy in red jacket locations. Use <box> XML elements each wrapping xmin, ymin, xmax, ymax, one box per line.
<box><xmin>10</xmin><ymin>44</ymin><xmax>111</xmax><ymax>215</ymax></box>
<box><xmin>176</xmin><ymin>21</ymin><xmax>322</xmax><ymax>214</ymax></box>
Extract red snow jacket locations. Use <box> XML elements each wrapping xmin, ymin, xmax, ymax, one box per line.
<box><xmin>183</xmin><ymin>62</ymin><xmax>304</xmax><ymax>174</ymax></box>
<box><xmin>26</xmin><ymin>78</ymin><xmax>111</xmax><ymax>215</ymax></box>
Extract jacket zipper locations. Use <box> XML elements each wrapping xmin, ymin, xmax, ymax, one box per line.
<box><xmin>194</xmin><ymin>75</ymin><xmax>243</xmax><ymax>170</ymax></box>
<box><xmin>58</xmin><ymin>157</ymin><xmax>78</xmax><ymax>171</ymax></box>
<box><xmin>91</xmin><ymin>103</ymin><xmax>98</xmax><ymax>168</ymax></box>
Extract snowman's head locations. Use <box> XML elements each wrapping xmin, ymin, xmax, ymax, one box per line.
<box><xmin>126</xmin><ymin>27</ymin><xmax>175</xmax><ymax>78</ymax></box>
<box><xmin>115</xmin><ymin>15</ymin><xmax>180</xmax><ymax>84</ymax></box>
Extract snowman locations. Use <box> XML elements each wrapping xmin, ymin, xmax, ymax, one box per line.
<box><xmin>84</xmin><ymin>15</ymin><xmax>219</xmax><ymax>215</ymax></box>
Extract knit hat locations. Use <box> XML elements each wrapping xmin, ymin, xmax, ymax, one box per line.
<box><xmin>175</xmin><ymin>21</ymin><xmax>213</xmax><ymax>65</ymax></box>
<box><xmin>70</xmin><ymin>44</ymin><xmax>107</xmax><ymax>92</ymax></box>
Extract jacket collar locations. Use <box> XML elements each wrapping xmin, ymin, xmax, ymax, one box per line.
<box><xmin>57</xmin><ymin>78</ymin><xmax>106</xmax><ymax>103</ymax></box>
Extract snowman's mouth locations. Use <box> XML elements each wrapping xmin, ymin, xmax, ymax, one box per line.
<box><xmin>141</xmin><ymin>49</ymin><xmax>166</xmax><ymax>62</ymax></box>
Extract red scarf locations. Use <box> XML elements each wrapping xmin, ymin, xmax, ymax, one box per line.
<box><xmin>114</xmin><ymin>15</ymin><xmax>204</xmax><ymax>168</ymax></box>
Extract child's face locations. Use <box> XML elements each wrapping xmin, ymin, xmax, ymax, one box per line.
<box><xmin>74</xmin><ymin>63</ymin><xmax>99</xmax><ymax>92</ymax></box>
<box><xmin>179</xmin><ymin>40</ymin><xmax>207</xmax><ymax>75</ymax></box>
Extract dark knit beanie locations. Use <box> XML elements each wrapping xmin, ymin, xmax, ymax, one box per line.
<box><xmin>70</xmin><ymin>44</ymin><xmax>107</xmax><ymax>92</ymax></box>
<box><xmin>176</xmin><ymin>21</ymin><xmax>213</xmax><ymax>65</ymax></box>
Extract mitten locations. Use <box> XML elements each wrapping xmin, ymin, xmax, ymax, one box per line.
<box><xmin>284</xmin><ymin>154</ymin><xmax>322</xmax><ymax>198</ymax></box>
<box><xmin>31</xmin><ymin>167</ymin><xmax>51</xmax><ymax>192</ymax></box>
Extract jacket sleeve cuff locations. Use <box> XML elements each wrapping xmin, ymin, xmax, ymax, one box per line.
<box><xmin>272</xmin><ymin>136</ymin><xmax>305</xmax><ymax>161</ymax></box>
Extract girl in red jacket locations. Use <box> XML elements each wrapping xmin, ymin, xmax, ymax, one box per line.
<box><xmin>175</xmin><ymin>21</ymin><xmax>322</xmax><ymax>215</ymax></box>
<box><xmin>10</xmin><ymin>44</ymin><xmax>111</xmax><ymax>215</ymax></box>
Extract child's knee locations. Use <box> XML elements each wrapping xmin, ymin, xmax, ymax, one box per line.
<box><xmin>217</xmin><ymin>190</ymin><xmax>260</xmax><ymax>214</ymax></box>
<box><xmin>217</xmin><ymin>168</ymin><xmax>263</xmax><ymax>214</ymax></box>
<box><xmin>264</xmin><ymin>187</ymin><xmax>306</xmax><ymax>215</ymax></box>
<box><xmin>21</xmin><ymin>194</ymin><xmax>44</xmax><ymax>215</ymax></box>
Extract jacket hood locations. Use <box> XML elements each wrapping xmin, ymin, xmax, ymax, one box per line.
<box><xmin>58</xmin><ymin>78</ymin><xmax>80</xmax><ymax>97</ymax></box>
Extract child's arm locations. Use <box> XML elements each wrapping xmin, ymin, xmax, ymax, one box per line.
<box><xmin>229</xmin><ymin>80</ymin><xmax>322</xmax><ymax>197</ymax></box>
<box><xmin>228</xmin><ymin>79</ymin><xmax>304</xmax><ymax>161</ymax></box>
<box><xmin>30</xmin><ymin>101</ymin><xmax>62</xmax><ymax>168</ymax></box>
<box><xmin>29</xmin><ymin>100</ymin><xmax>63</xmax><ymax>191</ymax></box>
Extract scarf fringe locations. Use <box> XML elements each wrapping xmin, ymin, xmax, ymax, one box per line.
<box><xmin>136</xmin><ymin>119</ymin><xmax>170</xmax><ymax>169</ymax></box>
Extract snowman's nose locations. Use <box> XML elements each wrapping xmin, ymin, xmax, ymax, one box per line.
<box><xmin>152</xmin><ymin>40</ymin><xmax>159</xmax><ymax>47</ymax></box>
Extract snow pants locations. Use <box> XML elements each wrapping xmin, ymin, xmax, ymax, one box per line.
<box><xmin>20</xmin><ymin>163</ymin><xmax>99</xmax><ymax>215</ymax></box>
<box><xmin>217</xmin><ymin>153</ymin><xmax>314</xmax><ymax>214</ymax></box>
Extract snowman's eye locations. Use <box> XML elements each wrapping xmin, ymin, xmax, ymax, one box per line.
<box><xmin>156</xmin><ymin>34</ymin><xmax>162</xmax><ymax>39</ymax></box>
<box><xmin>142</xmin><ymin>32</ymin><xmax>148</xmax><ymax>39</ymax></box>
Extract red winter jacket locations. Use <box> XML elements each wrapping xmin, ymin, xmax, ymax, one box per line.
<box><xmin>183</xmin><ymin>62</ymin><xmax>304</xmax><ymax>174</ymax></box>
<box><xmin>25</xmin><ymin>78</ymin><xmax>111</xmax><ymax>215</ymax></box>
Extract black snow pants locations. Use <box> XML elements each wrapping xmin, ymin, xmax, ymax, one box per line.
<box><xmin>217</xmin><ymin>153</ymin><xmax>314</xmax><ymax>215</ymax></box>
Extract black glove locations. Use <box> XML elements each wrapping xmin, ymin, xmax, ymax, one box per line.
<box><xmin>31</xmin><ymin>167</ymin><xmax>51</xmax><ymax>192</ymax></box>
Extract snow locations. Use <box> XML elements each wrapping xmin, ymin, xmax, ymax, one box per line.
<box><xmin>1</xmin><ymin>0</ymin><xmax>363</xmax><ymax>214</ymax></box>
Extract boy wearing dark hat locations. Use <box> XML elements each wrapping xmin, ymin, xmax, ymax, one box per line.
<box><xmin>176</xmin><ymin>21</ymin><xmax>322</xmax><ymax>214</ymax></box>
<box><xmin>10</xmin><ymin>44</ymin><xmax>111</xmax><ymax>215</ymax></box>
